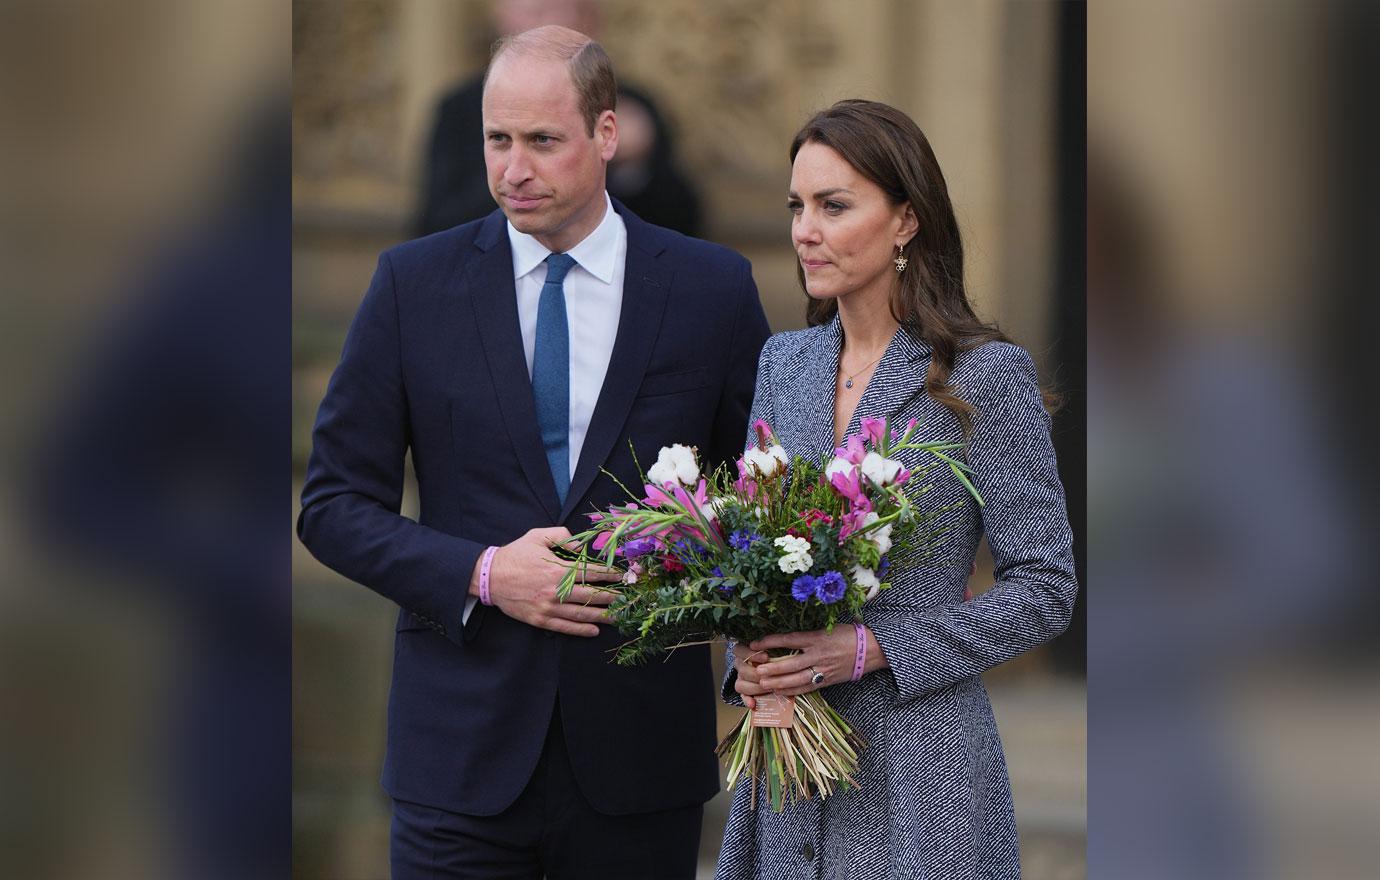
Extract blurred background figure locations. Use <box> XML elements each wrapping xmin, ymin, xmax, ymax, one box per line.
<box><xmin>0</xmin><ymin>2</ymin><xmax>288</xmax><ymax>878</ymax></box>
<box><xmin>417</xmin><ymin>0</ymin><xmax>703</xmax><ymax>236</ymax></box>
<box><xmin>1090</xmin><ymin>2</ymin><xmax>1377</xmax><ymax>877</ymax></box>
<box><xmin>294</xmin><ymin>2</ymin><xmax>1084</xmax><ymax>877</ymax></box>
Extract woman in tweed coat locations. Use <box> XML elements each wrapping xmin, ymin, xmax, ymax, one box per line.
<box><xmin>714</xmin><ymin>101</ymin><xmax>1077</xmax><ymax>880</ymax></box>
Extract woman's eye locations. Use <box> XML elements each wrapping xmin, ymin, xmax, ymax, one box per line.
<box><xmin>824</xmin><ymin>201</ymin><xmax>846</xmax><ymax>213</ymax></box>
<box><xmin>786</xmin><ymin>201</ymin><xmax>803</xmax><ymax>214</ymax></box>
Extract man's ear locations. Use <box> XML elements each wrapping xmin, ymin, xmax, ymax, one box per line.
<box><xmin>596</xmin><ymin>109</ymin><xmax>618</xmax><ymax>162</ymax></box>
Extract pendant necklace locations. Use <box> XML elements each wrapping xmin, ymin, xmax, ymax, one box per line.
<box><xmin>840</xmin><ymin>350</ymin><xmax>885</xmax><ymax>389</ymax></box>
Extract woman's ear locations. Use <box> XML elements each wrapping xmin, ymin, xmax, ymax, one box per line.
<box><xmin>896</xmin><ymin>203</ymin><xmax>919</xmax><ymax>245</ymax></box>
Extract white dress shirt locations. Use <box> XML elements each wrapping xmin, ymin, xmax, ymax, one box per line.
<box><xmin>464</xmin><ymin>192</ymin><xmax>627</xmax><ymax>623</ymax></box>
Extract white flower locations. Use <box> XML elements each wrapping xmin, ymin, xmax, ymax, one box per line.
<box><xmin>853</xmin><ymin>564</ymin><xmax>881</xmax><ymax>601</ymax></box>
<box><xmin>774</xmin><ymin>534</ymin><xmax>814</xmax><ymax>573</ymax></box>
<box><xmin>622</xmin><ymin>562</ymin><xmax>642</xmax><ymax>585</ymax></box>
<box><xmin>742</xmin><ymin>444</ymin><xmax>790</xmax><ymax>479</ymax></box>
<box><xmin>860</xmin><ymin>451</ymin><xmax>904</xmax><ymax>487</ymax></box>
<box><xmin>859</xmin><ymin>511</ymin><xmax>893</xmax><ymax>555</ymax></box>
<box><xmin>708</xmin><ymin>496</ymin><xmax>733</xmax><ymax>520</ymax></box>
<box><xmin>824</xmin><ymin>456</ymin><xmax>855</xmax><ymax>481</ymax></box>
<box><xmin>647</xmin><ymin>444</ymin><xmax>700</xmax><ymax>486</ymax></box>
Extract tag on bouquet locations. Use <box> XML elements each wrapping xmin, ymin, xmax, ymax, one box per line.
<box><xmin>751</xmin><ymin>693</ymin><xmax>796</xmax><ymax>728</ymax></box>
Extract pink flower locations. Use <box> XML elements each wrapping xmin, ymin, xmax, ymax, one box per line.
<box><xmin>643</xmin><ymin>483</ymin><xmax>676</xmax><ymax>508</ymax></box>
<box><xmin>891</xmin><ymin>417</ymin><xmax>919</xmax><ymax>443</ymax></box>
<box><xmin>828</xmin><ymin>466</ymin><xmax>868</xmax><ymax>507</ymax></box>
<box><xmin>733</xmin><ymin>457</ymin><xmax>760</xmax><ymax>501</ymax></box>
<box><xmin>753</xmin><ymin>419</ymin><xmax>777</xmax><ymax>450</ymax></box>
<box><xmin>839</xmin><ymin>502</ymin><xmax>875</xmax><ymax>540</ymax></box>
<box><xmin>801</xmin><ymin>508</ymin><xmax>834</xmax><ymax>529</ymax></box>
<box><xmin>860</xmin><ymin>417</ymin><xmax>887</xmax><ymax>447</ymax></box>
<box><xmin>833</xmin><ymin>435</ymin><xmax>867</xmax><ymax>466</ymax></box>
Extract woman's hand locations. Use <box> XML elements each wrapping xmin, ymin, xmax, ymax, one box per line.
<box><xmin>731</xmin><ymin>645</ymin><xmax>773</xmax><ymax>710</ymax></box>
<box><xmin>742</xmin><ymin>625</ymin><xmax>888</xmax><ymax>698</ymax></box>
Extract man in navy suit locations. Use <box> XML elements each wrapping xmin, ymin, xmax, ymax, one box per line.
<box><xmin>298</xmin><ymin>25</ymin><xmax>769</xmax><ymax>880</ymax></box>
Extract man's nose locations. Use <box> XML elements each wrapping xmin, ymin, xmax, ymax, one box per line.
<box><xmin>504</xmin><ymin>146</ymin><xmax>533</xmax><ymax>186</ymax></box>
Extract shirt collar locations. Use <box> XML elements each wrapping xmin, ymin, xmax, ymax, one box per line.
<box><xmin>506</xmin><ymin>192</ymin><xmax>620</xmax><ymax>284</ymax></box>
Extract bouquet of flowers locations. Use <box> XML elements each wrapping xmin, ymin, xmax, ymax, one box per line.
<box><xmin>558</xmin><ymin>417</ymin><xmax>982</xmax><ymax>810</ymax></box>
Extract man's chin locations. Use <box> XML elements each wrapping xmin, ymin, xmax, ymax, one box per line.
<box><xmin>502</xmin><ymin>210</ymin><xmax>551</xmax><ymax>235</ymax></box>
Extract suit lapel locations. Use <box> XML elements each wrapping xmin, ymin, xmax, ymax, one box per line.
<box><xmin>559</xmin><ymin>205</ymin><xmax>671</xmax><ymax>522</ymax></box>
<box><xmin>467</xmin><ymin>211</ymin><xmax>562</xmax><ymax>521</ymax></box>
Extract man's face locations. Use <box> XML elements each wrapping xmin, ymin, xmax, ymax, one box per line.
<box><xmin>482</xmin><ymin>53</ymin><xmax>616</xmax><ymax>252</ymax></box>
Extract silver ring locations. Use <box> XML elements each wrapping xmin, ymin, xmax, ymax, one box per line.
<box><xmin>809</xmin><ymin>667</ymin><xmax>826</xmax><ymax>686</ymax></box>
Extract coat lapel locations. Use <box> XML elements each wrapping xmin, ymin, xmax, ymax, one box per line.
<box><xmin>467</xmin><ymin>211</ymin><xmax>563</xmax><ymax>521</ymax></box>
<box><xmin>776</xmin><ymin>315</ymin><xmax>842</xmax><ymax>461</ymax></box>
<box><xmin>559</xmin><ymin>203</ymin><xmax>671</xmax><ymax>522</ymax></box>
<box><xmin>851</xmin><ymin>326</ymin><xmax>932</xmax><ymax>434</ymax></box>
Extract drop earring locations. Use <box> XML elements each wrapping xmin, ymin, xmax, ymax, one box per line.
<box><xmin>894</xmin><ymin>244</ymin><xmax>908</xmax><ymax>273</ymax></box>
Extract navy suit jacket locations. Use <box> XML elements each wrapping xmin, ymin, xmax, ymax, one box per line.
<box><xmin>298</xmin><ymin>201</ymin><xmax>770</xmax><ymax>816</ymax></box>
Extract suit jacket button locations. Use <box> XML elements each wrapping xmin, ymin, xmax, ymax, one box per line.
<box><xmin>802</xmin><ymin>843</ymin><xmax>814</xmax><ymax>860</ymax></box>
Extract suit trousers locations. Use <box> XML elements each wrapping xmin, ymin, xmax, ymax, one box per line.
<box><xmin>390</xmin><ymin>702</ymin><xmax>704</xmax><ymax>880</ymax></box>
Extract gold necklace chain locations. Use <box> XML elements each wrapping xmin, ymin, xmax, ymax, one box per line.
<box><xmin>839</xmin><ymin>349</ymin><xmax>885</xmax><ymax>389</ymax></box>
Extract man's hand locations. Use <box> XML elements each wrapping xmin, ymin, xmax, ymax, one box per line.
<box><xmin>473</xmin><ymin>527</ymin><xmax>621</xmax><ymax>637</ymax></box>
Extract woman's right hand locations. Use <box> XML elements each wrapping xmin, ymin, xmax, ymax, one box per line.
<box><xmin>733</xmin><ymin>647</ymin><xmax>770</xmax><ymax>710</ymax></box>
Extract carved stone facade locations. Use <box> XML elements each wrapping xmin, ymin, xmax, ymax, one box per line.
<box><xmin>293</xmin><ymin>0</ymin><xmax>1060</xmax><ymax>347</ymax></box>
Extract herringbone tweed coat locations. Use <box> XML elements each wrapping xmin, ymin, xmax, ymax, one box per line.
<box><xmin>714</xmin><ymin>317</ymin><xmax>1077</xmax><ymax>880</ymax></box>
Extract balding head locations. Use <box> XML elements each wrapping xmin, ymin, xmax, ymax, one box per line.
<box><xmin>486</xmin><ymin>25</ymin><xmax>616</xmax><ymax>137</ymax></box>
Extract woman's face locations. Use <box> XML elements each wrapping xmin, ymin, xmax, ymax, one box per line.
<box><xmin>789</xmin><ymin>141</ymin><xmax>915</xmax><ymax>305</ymax></box>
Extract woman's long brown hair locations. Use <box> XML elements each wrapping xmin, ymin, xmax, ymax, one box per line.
<box><xmin>792</xmin><ymin>99</ymin><xmax>1045</xmax><ymax>435</ymax></box>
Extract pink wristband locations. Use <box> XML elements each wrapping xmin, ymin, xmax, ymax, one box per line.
<box><xmin>851</xmin><ymin>623</ymin><xmax>867</xmax><ymax>682</ymax></box>
<box><xmin>478</xmin><ymin>546</ymin><xmax>499</xmax><ymax>606</ymax></box>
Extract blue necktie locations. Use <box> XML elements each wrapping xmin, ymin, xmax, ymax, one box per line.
<box><xmin>532</xmin><ymin>252</ymin><xmax>576</xmax><ymax>506</ymax></box>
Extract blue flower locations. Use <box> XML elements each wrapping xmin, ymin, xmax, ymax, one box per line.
<box><xmin>674</xmin><ymin>539</ymin><xmax>705</xmax><ymax>563</ymax></box>
<box><xmin>791</xmin><ymin>574</ymin><xmax>817</xmax><ymax>603</ymax></box>
<box><xmin>877</xmin><ymin>555</ymin><xmax>891</xmax><ymax>578</ymax></box>
<box><xmin>711</xmin><ymin>566</ymin><xmax>723</xmax><ymax>578</ymax></box>
<box><xmin>729</xmin><ymin>529</ymin><xmax>760</xmax><ymax>552</ymax></box>
<box><xmin>815</xmin><ymin>570</ymin><xmax>847</xmax><ymax>604</ymax></box>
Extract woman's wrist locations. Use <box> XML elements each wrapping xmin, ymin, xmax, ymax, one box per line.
<box><xmin>863</xmin><ymin>626</ymin><xmax>889</xmax><ymax>674</ymax></box>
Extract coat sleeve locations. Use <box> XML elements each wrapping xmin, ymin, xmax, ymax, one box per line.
<box><xmin>866</xmin><ymin>343</ymin><xmax>1078</xmax><ymax>702</ymax></box>
<box><xmin>297</xmin><ymin>252</ymin><xmax>485</xmax><ymax>647</ymax></box>
<box><xmin>720</xmin><ymin>334</ymin><xmax>777</xmax><ymax>706</ymax></box>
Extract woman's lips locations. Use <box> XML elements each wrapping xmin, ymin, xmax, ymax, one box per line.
<box><xmin>801</xmin><ymin>258</ymin><xmax>831</xmax><ymax>270</ymax></box>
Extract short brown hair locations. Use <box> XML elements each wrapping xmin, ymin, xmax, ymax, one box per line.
<box><xmin>488</xmin><ymin>25</ymin><xmax>617</xmax><ymax>137</ymax></box>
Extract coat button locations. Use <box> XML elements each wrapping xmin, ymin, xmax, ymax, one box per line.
<box><xmin>802</xmin><ymin>843</ymin><xmax>814</xmax><ymax>860</ymax></box>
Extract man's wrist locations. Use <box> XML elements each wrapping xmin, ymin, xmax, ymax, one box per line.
<box><xmin>477</xmin><ymin>546</ymin><xmax>499</xmax><ymax>605</ymax></box>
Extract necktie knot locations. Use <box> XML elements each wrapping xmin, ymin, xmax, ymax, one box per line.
<box><xmin>544</xmin><ymin>252</ymin><xmax>576</xmax><ymax>285</ymax></box>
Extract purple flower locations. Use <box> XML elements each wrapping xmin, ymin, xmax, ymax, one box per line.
<box><xmin>622</xmin><ymin>536</ymin><xmax>659</xmax><ymax>559</ymax></box>
<box><xmin>791</xmin><ymin>574</ymin><xmax>818</xmax><ymax>603</ymax></box>
<box><xmin>877</xmin><ymin>555</ymin><xmax>891</xmax><ymax>578</ymax></box>
<box><xmin>729</xmin><ymin>529</ymin><xmax>759</xmax><ymax>552</ymax></box>
<box><xmin>815</xmin><ymin>570</ymin><xmax>847</xmax><ymax>604</ymax></box>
